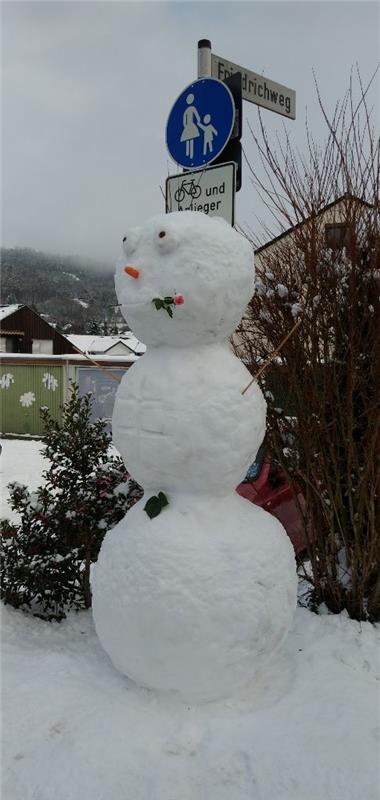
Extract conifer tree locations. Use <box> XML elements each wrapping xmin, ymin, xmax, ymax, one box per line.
<box><xmin>1</xmin><ymin>385</ymin><xmax>143</xmax><ymax>620</ymax></box>
<box><xmin>87</xmin><ymin>318</ymin><xmax>101</xmax><ymax>335</ymax></box>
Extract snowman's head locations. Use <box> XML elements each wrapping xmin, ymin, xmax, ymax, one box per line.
<box><xmin>116</xmin><ymin>211</ymin><xmax>254</xmax><ymax>347</ymax></box>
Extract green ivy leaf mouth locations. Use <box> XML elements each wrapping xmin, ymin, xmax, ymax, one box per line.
<box><xmin>152</xmin><ymin>295</ymin><xmax>183</xmax><ymax>318</ymax></box>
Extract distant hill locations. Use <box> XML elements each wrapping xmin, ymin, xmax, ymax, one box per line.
<box><xmin>0</xmin><ymin>247</ymin><xmax>127</xmax><ymax>334</ymax></box>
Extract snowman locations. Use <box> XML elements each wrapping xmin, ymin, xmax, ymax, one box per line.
<box><xmin>92</xmin><ymin>211</ymin><xmax>297</xmax><ymax>703</ymax></box>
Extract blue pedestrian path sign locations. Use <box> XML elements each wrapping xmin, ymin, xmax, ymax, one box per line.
<box><xmin>166</xmin><ymin>78</ymin><xmax>235</xmax><ymax>170</ymax></box>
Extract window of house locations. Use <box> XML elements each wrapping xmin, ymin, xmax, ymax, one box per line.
<box><xmin>32</xmin><ymin>339</ymin><xmax>53</xmax><ymax>354</ymax></box>
<box><xmin>325</xmin><ymin>223</ymin><xmax>350</xmax><ymax>249</ymax></box>
<box><xmin>0</xmin><ymin>336</ymin><xmax>22</xmax><ymax>352</ymax></box>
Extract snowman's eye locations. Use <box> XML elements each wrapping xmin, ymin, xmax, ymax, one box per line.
<box><xmin>155</xmin><ymin>227</ymin><xmax>178</xmax><ymax>254</ymax></box>
<box><xmin>123</xmin><ymin>230</ymin><xmax>140</xmax><ymax>257</ymax></box>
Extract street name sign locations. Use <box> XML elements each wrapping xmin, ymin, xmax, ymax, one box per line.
<box><xmin>166</xmin><ymin>162</ymin><xmax>236</xmax><ymax>226</ymax></box>
<box><xmin>211</xmin><ymin>53</ymin><xmax>296</xmax><ymax>119</ymax></box>
<box><xmin>166</xmin><ymin>78</ymin><xmax>235</xmax><ymax>170</ymax></box>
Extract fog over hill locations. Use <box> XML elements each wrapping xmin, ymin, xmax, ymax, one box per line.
<box><xmin>0</xmin><ymin>247</ymin><xmax>127</xmax><ymax>335</ymax></box>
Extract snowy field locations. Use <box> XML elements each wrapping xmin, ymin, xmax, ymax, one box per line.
<box><xmin>0</xmin><ymin>437</ymin><xmax>46</xmax><ymax>522</ymax></box>
<box><xmin>2</xmin><ymin>439</ymin><xmax>380</xmax><ymax>800</ymax></box>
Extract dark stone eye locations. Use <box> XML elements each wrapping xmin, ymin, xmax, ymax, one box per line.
<box><xmin>158</xmin><ymin>231</ymin><xmax>166</xmax><ymax>239</ymax></box>
<box><xmin>122</xmin><ymin>236</ymin><xmax>127</xmax><ymax>242</ymax></box>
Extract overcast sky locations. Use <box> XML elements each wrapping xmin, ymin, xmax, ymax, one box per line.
<box><xmin>2</xmin><ymin>1</ymin><xmax>379</xmax><ymax>266</ymax></box>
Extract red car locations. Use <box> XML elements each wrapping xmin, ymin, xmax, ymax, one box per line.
<box><xmin>236</xmin><ymin>445</ymin><xmax>307</xmax><ymax>556</ymax></box>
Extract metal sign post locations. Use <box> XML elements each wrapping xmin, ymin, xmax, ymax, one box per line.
<box><xmin>198</xmin><ymin>39</ymin><xmax>212</xmax><ymax>78</ymax></box>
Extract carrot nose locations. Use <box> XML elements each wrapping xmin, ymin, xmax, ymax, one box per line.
<box><xmin>124</xmin><ymin>265</ymin><xmax>140</xmax><ymax>279</ymax></box>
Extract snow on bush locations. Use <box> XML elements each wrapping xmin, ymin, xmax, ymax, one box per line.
<box><xmin>0</xmin><ymin>384</ymin><xmax>142</xmax><ymax>621</ymax></box>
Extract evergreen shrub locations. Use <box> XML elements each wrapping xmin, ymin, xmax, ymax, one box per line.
<box><xmin>1</xmin><ymin>384</ymin><xmax>143</xmax><ymax>620</ymax></box>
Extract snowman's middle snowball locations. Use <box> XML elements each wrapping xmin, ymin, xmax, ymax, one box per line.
<box><xmin>112</xmin><ymin>343</ymin><xmax>266</xmax><ymax>493</ymax></box>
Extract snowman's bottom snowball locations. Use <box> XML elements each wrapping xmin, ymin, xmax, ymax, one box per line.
<box><xmin>91</xmin><ymin>493</ymin><xmax>297</xmax><ymax>703</ymax></box>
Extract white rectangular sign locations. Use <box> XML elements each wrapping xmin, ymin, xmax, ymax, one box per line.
<box><xmin>166</xmin><ymin>162</ymin><xmax>236</xmax><ymax>226</ymax></box>
<box><xmin>211</xmin><ymin>53</ymin><xmax>296</xmax><ymax>120</ymax></box>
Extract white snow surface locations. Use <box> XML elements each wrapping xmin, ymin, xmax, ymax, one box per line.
<box><xmin>2</xmin><ymin>604</ymin><xmax>379</xmax><ymax>800</ymax></box>
<box><xmin>0</xmin><ymin>438</ymin><xmax>118</xmax><ymax>523</ymax></box>
<box><xmin>0</xmin><ymin>304</ymin><xmax>23</xmax><ymax>321</ymax></box>
<box><xmin>0</xmin><ymin>438</ymin><xmax>46</xmax><ymax>522</ymax></box>
<box><xmin>73</xmin><ymin>298</ymin><xmax>89</xmax><ymax>308</ymax></box>
<box><xmin>2</xmin><ymin>438</ymin><xmax>380</xmax><ymax>799</ymax></box>
<box><xmin>68</xmin><ymin>333</ymin><xmax>146</xmax><ymax>355</ymax></box>
<box><xmin>116</xmin><ymin>211</ymin><xmax>254</xmax><ymax>347</ymax></box>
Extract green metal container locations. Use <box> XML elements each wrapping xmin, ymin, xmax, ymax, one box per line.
<box><xmin>0</xmin><ymin>364</ymin><xmax>63</xmax><ymax>436</ymax></box>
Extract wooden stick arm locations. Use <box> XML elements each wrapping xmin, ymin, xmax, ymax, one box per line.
<box><xmin>241</xmin><ymin>317</ymin><xmax>302</xmax><ymax>396</ymax></box>
<box><xmin>69</xmin><ymin>343</ymin><xmax>122</xmax><ymax>383</ymax></box>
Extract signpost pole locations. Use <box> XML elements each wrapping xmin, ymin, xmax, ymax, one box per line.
<box><xmin>197</xmin><ymin>39</ymin><xmax>212</xmax><ymax>78</ymax></box>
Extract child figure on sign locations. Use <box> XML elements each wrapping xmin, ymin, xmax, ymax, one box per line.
<box><xmin>199</xmin><ymin>114</ymin><xmax>218</xmax><ymax>156</ymax></box>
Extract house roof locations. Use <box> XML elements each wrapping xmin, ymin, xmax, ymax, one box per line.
<box><xmin>0</xmin><ymin>306</ymin><xmax>146</xmax><ymax>356</ymax></box>
<box><xmin>0</xmin><ymin>304</ymin><xmax>75</xmax><ymax>349</ymax></box>
<box><xmin>119</xmin><ymin>332</ymin><xmax>146</xmax><ymax>355</ymax></box>
<box><xmin>0</xmin><ymin>304</ymin><xmax>24</xmax><ymax>322</ymax></box>
<box><xmin>254</xmin><ymin>194</ymin><xmax>373</xmax><ymax>255</ymax></box>
<box><xmin>0</xmin><ymin>352</ymin><xmax>139</xmax><ymax>365</ymax></box>
<box><xmin>67</xmin><ymin>334</ymin><xmax>146</xmax><ymax>356</ymax></box>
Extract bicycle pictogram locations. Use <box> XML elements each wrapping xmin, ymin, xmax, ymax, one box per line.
<box><xmin>174</xmin><ymin>179</ymin><xmax>202</xmax><ymax>203</ymax></box>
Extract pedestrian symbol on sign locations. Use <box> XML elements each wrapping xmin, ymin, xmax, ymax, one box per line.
<box><xmin>180</xmin><ymin>94</ymin><xmax>200</xmax><ymax>159</ymax></box>
<box><xmin>180</xmin><ymin>95</ymin><xmax>218</xmax><ymax>159</ymax></box>
<box><xmin>166</xmin><ymin>78</ymin><xmax>234</xmax><ymax>169</ymax></box>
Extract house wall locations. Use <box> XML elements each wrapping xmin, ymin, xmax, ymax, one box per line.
<box><xmin>232</xmin><ymin>199</ymin><xmax>371</xmax><ymax>403</ymax></box>
<box><xmin>101</xmin><ymin>343</ymin><xmax>132</xmax><ymax>356</ymax></box>
<box><xmin>234</xmin><ymin>198</ymin><xmax>371</xmax><ymax>357</ymax></box>
<box><xmin>254</xmin><ymin>199</ymin><xmax>365</xmax><ymax>268</ymax></box>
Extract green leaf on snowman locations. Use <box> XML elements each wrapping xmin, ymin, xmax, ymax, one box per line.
<box><xmin>157</xmin><ymin>492</ymin><xmax>169</xmax><ymax>509</ymax></box>
<box><xmin>153</xmin><ymin>298</ymin><xmax>164</xmax><ymax>310</ymax></box>
<box><xmin>144</xmin><ymin>492</ymin><xmax>169</xmax><ymax>519</ymax></box>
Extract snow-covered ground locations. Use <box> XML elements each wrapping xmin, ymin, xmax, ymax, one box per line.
<box><xmin>0</xmin><ymin>437</ymin><xmax>46</xmax><ymax>522</ymax></box>
<box><xmin>0</xmin><ymin>437</ymin><xmax>118</xmax><ymax>522</ymax></box>
<box><xmin>2</xmin><ymin>439</ymin><xmax>380</xmax><ymax>800</ymax></box>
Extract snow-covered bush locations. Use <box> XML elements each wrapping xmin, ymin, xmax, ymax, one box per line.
<box><xmin>236</xmin><ymin>71</ymin><xmax>380</xmax><ymax>621</ymax></box>
<box><xmin>0</xmin><ymin>384</ymin><xmax>143</xmax><ymax>620</ymax></box>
